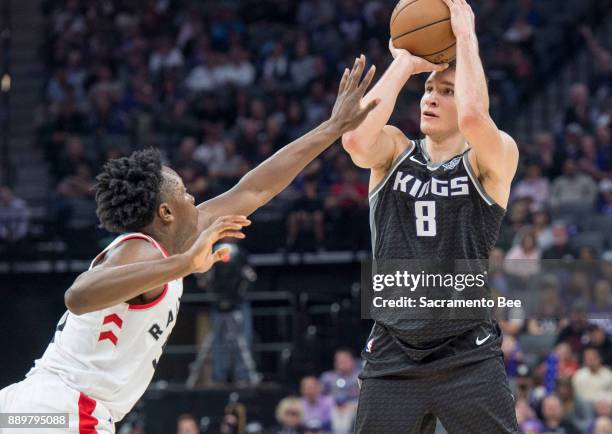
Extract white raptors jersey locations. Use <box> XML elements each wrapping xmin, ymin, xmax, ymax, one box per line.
<box><xmin>26</xmin><ymin>232</ymin><xmax>183</xmax><ymax>422</ymax></box>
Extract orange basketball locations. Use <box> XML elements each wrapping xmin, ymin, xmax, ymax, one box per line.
<box><xmin>390</xmin><ymin>0</ymin><xmax>456</xmax><ymax>64</ymax></box>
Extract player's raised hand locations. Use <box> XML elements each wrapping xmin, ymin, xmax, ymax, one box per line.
<box><xmin>441</xmin><ymin>0</ymin><xmax>476</xmax><ymax>39</ymax></box>
<box><xmin>185</xmin><ymin>215</ymin><xmax>251</xmax><ymax>273</ymax></box>
<box><xmin>329</xmin><ymin>54</ymin><xmax>381</xmax><ymax>134</ymax></box>
<box><xmin>389</xmin><ymin>39</ymin><xmax>449</xmax><ymax>75</ymax></box>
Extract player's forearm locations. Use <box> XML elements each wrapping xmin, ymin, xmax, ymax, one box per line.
<box><xmin>234</xmin><ymin>120</ymin><xmax>341</xmax><ymax>205</ymax></box>
<box><xmin>455</xmin><ymin>34</ymin><xmax>490</xmax><ymax>122</ymax></box>
<box><xmin>65</xmin><ymin>254</ymin><xmax>192</xmax><ymax>315</ymax></box>
<box><xmin>342</xmin><ymin>57</ymin><xmax>412</xmax><ymax>150</ymax></box>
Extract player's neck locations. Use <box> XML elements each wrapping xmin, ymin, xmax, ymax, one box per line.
<box><xmin>424</xmin><ymin>134</ymin><xmax>467</xmax><ymax>164</ymax></box>
<box><xmin>141</xmin><ymin>224</ymin><xmax>177</xmax><ymax>255</ymax></box>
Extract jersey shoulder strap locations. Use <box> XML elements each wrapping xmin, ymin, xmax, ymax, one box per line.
<box><xmin>89</xmin><ymin>233</ymin><xmax>169</xmax><ymax>270</ymax></box>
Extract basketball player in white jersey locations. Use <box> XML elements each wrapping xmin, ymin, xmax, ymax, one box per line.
<box><xmin>0</xmin><ymin>56</ymin><xmax>379</xmax><ymax>434</ymax></box>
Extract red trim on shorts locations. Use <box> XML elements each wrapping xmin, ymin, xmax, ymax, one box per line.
<box><xmin>128</xmin><ymin>283</ymin><xmax>169</xmax><ymax>310</ymax></box>
<box><xmin>98</xmin><ymin>330</ymin><xmax>118</xmax><ymax>345</ymax></box>
<box><xmin>78</xmin><ymin>392</ymin><xmax>98</xmax><ymax>434</ymax></box>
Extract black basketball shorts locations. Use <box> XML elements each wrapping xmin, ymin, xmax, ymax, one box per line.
<box><xmin>355</xmin><ymin>356</ymin><xmax>520</xmax><ymax>434</ymax></box>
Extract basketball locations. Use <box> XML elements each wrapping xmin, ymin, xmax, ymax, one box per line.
<box><xmin>390</xmin><ymin>0</ymin><xmax>456</xmax><ymax>64</ymax></box>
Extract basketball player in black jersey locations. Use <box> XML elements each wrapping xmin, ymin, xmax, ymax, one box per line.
<box><xmin>342</xmin><ymin>1</ymin><xmax>520</xmax><ymax>433</ymax></box>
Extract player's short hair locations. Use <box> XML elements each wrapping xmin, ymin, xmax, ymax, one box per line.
<box><xmin>94</xmin><ymin>148</ymin><xmax>164</xmax><ymax>233</ymax></box>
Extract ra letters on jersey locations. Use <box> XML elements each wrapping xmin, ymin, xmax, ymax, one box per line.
<box><xmin>148</xmin><ymin>297</ymin><xmax>181</xmax><ymax>369</ymax></box>
<box><xmin>392</xmin><ymin>172</ymin><xmax>469</xmax><ymax>199</ymax></box>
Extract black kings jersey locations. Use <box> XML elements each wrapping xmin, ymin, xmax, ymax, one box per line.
<box><xmin>367</xmin><ymin>139</ymin><xmax>505</xmax><ymax>359</ymax></box>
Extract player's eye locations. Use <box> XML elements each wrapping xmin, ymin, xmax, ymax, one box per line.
<box><xmin>443</xmin><ymin>88</ymin><xmax>454</xmax><ymax>95</ymax></box>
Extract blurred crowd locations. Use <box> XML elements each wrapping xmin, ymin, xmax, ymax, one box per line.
<box><xmin>173</xmin><ymin>348</ymin><xmax>361</xmax><ymax>434</ymax></box>
<box><xmin>4</xmin><ymin>0</ymin><xmax>600</xmax><ymax>252</ymax></box>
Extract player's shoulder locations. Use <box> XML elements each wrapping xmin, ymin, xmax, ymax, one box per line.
<box><xmin>97</xmin><ymin>236</ymin><xmax>164</xmax><ymax>268</ymax></box>
<box><xmin>499</xmin><ymin>130</ymin><xmax>520</xmax><ymax>170</ymax></box>
<box><xmin>499</xmin><ymin>130</ymin><xmax>519</xmax><ymax>153</ymax></box>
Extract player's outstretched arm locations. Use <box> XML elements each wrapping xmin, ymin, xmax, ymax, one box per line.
<box><xmin>196</xmin><ymin>56</ymin><xmax>379</xmax><ymax>223</ymax></box>
<box><xmin>342</xmin><ymin>45</ymin><xmax>447</xmax><ymax>170</ymax></box>
<box><xmin>64</xmin><ymin>216</ymin><xmax>250</xmax><ymax>315</ymax></box>
<box><xmin>442</xmin><ymin>0</ymin><xmax>518</xmax><ymax>206</ymax></box>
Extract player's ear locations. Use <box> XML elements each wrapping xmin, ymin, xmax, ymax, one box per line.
<box><xmin>158</xmin><ymin>202</ymin><xmax>174</xmax><ymax>224</ymax></box>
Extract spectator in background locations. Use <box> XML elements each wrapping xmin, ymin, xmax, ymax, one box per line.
<box><xmin>585</xmin><ymin>324</ymin><xmax>612</xmax><ymax>366</ymax></box>
<box><xmin>514</xmin><ymin>365</ymin><xmax>539</xmax><ymax>405</ymax></box>
<box><xmin>588</xmin><ymin>280</ymin><xmax>612</xmax><ymax>323</ymax></box>
<box><xmin>555</xmin><ymin>376</ymin><xmax>595</xmax><ymax>433</ymax></box>
<box><xmin>504</xmin><ymin>230</ymin><xmax>541</xmax><ymax>278</ymax></box>
<box><xmin>149</xmin><ymin>35</ymin><xmax>184</xmax><ymax>75</ymax></box>
<box><xmin>245</xmin><ymin>422</ymin><xmax>264</xmax><ymax>434</ymax></box>
<box><xmin>557</xmin><ymin>304</ymin><xmax>590</xmax><ymax>355</ymax></box>
<box><xmin>572</xmin><ymin>347</ymin><xmax>612</xmax><ymax>404</ymax></box>
<box><xmin>300</xmin><ymin>376</ymin><xmax>333</xmax><ymax>434</ymax></box>
<box><xmin>540</xmin><ymin>394</ymin><xmax>581</xmax><ymax>434</ymax></box>
<box><xmin>324</xmin><ymin>163</ymin><xmax>368</xmax><ymax>250</ymax></box>
<box><xmin>549</xmin><ymin>159</ymin><xmax>598</xmax><ymax>212</ymax></box>
<box><xmin>273</xmin><ymin>397</ymin><xmax>304</xmax><ymax>434</ymax></box>
<box><xmin>0</xmin><ymin>186</ymin><xmax>30</xmax><ymax>242</ymax></box>
<box><xmin>320</xmin><ymin>348</ymin><xmax>360</xmax><ymax>434</ymax></box>
<box><xmin>290</xmin><ymin>36</ymin><xmax>317</xmax><ymax>89</ymax></box>
<box><xmin>511</xmin><ymin>159</ymin><xmax>550</xmax><ymax>208</ymax></box>
<box><xmin>578</xmin><ymin>25</ymin><xmax>612</xmax><ymax>90</ymax></box>
<box><xmin>497</xmin><ymin>198</ymin><xmax>530</xmax><ymax>250</ymax></box>
<box><xmin>547</xmin><ymin>343</ymin><xmax>580</xmax><ymax>381</ymax></box>
<box><xmin>579</xmin><ymin>134</ymin><xmax>610</xmax><ymax>181</ymax></box>
<box><xmin>208</xmin><ymin>139</ymin><xmax>251</xmax><ymax>191</ymax></box>
<box><xmin>320</xmin><ymin>348</ymin><xmax>360</xmax><ymax>403</ymax></box>
<box><xmin>564</xmin><ymin>83</ymin><xmax>594</xmax><ymax>132</ymax></box>
<box><xmin>532</xmin><ymin>281</ymin><xmax>566</xmax><ymax>331</ymax></box>
<box><xmin>566</xmin><ymin>270</ymin><xmax>593</xmax><ymax>306</ymax></box>
<box><xmin>286</xmin><ymin>175</ymin><xmax>325</xmax><ymax>251</ymax></box>
<box><xmin>515</xmin><ymin>398</ymin><xmax>543</xmax><ymax>433</ymax></box>
<box><xmin>262</xmin><ymin>41</ymin><xmax>289</xmax><ymax>84</ymax></box>
<box><xmin>502</xmin><ymin>334</ymin><xmax>524</xmax><ymax>379</ymax></box>
<box><xmin>219</xmin><ymin>46</ymin><xmax>255</xmax><ymax>87</ymax></box>
<box><xmin>176</xmin><ymin>413</ymin><xmax>199</xmax><ymax>434</ymax></box>
<box><xmin>533</xmin><ymin>131</ymin><xmax>562</xmax><ymax>178</ymax></box>
<box><xmin>303</xmin><ymin>420</ymin><xmax>326</xmax><ymax>434</ymax></box>
<box><xmin>593</xmin><ymin>417</ymin><xmax>612</xmax><ymax>434</ymax></box>
<box><xmin>599</xmin><ymin>179</ymin><xmax>612</xmax><ymax>215</ymax></box>
<box><xmin>53</xmin><ymin>135</ymin><xmax>92</xmax><ymax>182</ymax></box>
<box><xmin>530</xmin><ymin>207</ymin><xmax>554</xmax><ymax>251</ymax></box>
<box><xmin>542</xmin><ymin>223</ymin><xmax>577</xmax><ymax>260</ymax></box>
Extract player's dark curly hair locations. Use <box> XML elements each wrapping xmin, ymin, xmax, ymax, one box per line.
<box><xmin>94</xmin><ymin>148</ymin><xmax>165</xmax><ymax>233</ymax></box>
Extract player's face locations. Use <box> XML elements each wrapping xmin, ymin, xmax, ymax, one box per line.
<box><xmin>420</xmin><ymin>69</ymin><xmax>459</xmax><ymax>139</ymax></box>
<box><xmin>161</xmin><ymin>167</ymin><xmax>198</xmax><ymax>246</ymax></box>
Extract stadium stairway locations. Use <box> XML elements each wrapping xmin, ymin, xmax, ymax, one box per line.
<box><xmin>7</xmin><ymin>0</ymin><xmax>49</xmax><ymax>208</ymax></box>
